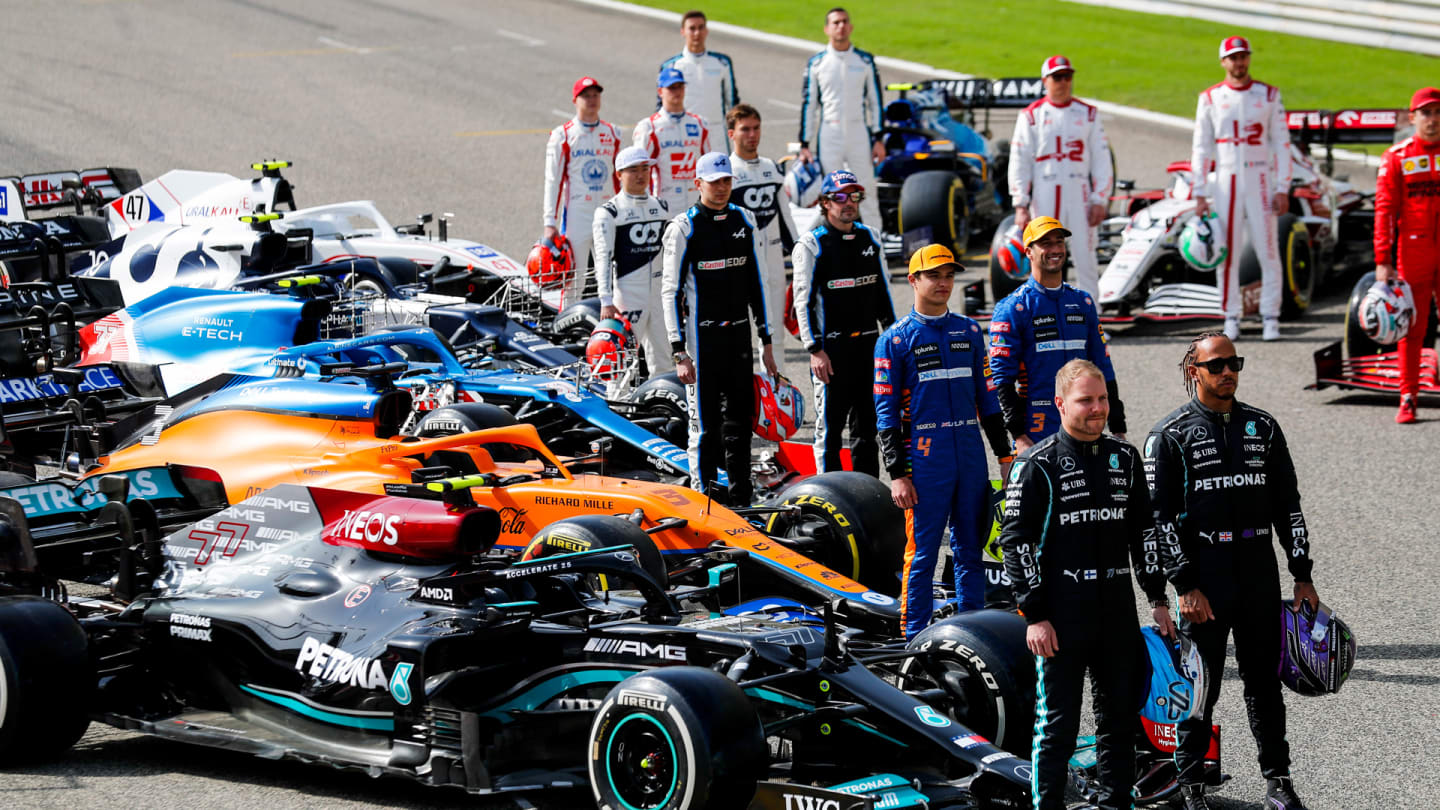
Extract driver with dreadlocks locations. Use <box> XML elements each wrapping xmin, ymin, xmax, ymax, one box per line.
<box><xmin>1143</xmin><ymin>331</ymin><xmax>1319</xmax><ymax>810</ymax></box>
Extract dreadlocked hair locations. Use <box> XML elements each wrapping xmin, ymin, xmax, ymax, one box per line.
<box><xmin>1181</xmin><ymin>330</ymin><xmax>1227</xmax><ymax>397</ymax></box>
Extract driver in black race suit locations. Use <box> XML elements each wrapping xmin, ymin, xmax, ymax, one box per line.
<box><xmin>1144</xmin><ymin>332</ymin><xmax>1319</xmax><ymax>810</ymax></box>
<box><xmin>1000</xmin><ymin>359</ymin><xmax>1175</xmax><ymax>810</ymax></box>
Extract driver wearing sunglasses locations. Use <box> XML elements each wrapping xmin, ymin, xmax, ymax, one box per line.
<box><xmin>791</xmin><ymin>170</ymin><xmax>895</xmax><ymax>475</ymax></box>
<box><xmin>1143</xmin><ymin>331</ymin><xmax>1321</xmax><ymax>809</ymax></box>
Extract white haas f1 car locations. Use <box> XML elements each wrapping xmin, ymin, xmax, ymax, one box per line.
<box><xmin>1094</xmin><ymin>108</ymin><xmax>1393</xmax><ymax>323</ymax></box>
<box><xmin>90</xmin><ymin>161</ymin><xmax>563</xmax><ymax>320</ymax></box>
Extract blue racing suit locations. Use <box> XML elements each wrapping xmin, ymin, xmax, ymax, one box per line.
<box><xmin>987</xmin><ymin>278</ymin><xmax>1126</xmax><ymax>444</ymax></box>
<box><xmin>875</xmin><ymin>310</ymin><xmax>1012</xmax><ymax>638</ymax></box>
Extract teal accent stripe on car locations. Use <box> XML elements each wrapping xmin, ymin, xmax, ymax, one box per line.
<box><xmin>240</xmin><ymin>684</ymin><xmax>394</xmax><ymax>731</ymax></box>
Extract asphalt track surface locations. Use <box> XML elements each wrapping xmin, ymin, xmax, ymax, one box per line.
<box><xmin>0</xmin><ymin>1</ymin><xmax>1430</xmax><ymax>808</ymax></box>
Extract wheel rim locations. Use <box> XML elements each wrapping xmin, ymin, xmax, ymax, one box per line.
<box><xmin>768</xmin><ymin>504</ymin><xmax>862</xmax><ymax>583</ymax></box>
<box><xmin>606</xmin><ymin>713</ymin><xmax>679</xmax><ymax>809</ymax></box>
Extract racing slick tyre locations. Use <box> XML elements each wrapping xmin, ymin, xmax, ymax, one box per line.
<box><xmin>988</xmin><ymin>213</ymin><xmax>1025</xmax><ymax>303</ymax></box>
<box><xmin>553</xmin><ymin>298</ymin><xmax>603</xmax><ymax>342</ymax></box>
<box><xmin>588</xmin><ymin>666</ymin><xmax>766</xmax><ymax>810</ymax></box>
<box><xmin>1262</xmin><ymin>213</ymin><xmax>1314</xmax><ymax>321</ymax></box>
<box><xmin>898</xmin><ymin>609</ymin><xmax>1034</xmax><ymax>756</ymax></box>
<box><xmin>631</xmin><ymin>372</ymin><xmax>689</xmax><ymax>447</ymax></box>
<box><xmin>899</xmin><ymin>170</ymin><xmax>970</xmax><ymax>260</ymax></box>
<box><xmin>0</xmin><ymin>596</ymin><xmax>92</xmax><ymax>760</ymax></box>
<box><xmin>521</xmin><ymin>514</ymin><xmax>669</xmax><ymax>588</ymax></box>
<box><xmin>763</xmin><ymin>472</ymin><xmax>904</xmax><ymax>595</ymax></box>
<box><xmin>414</xmin><ymin>403</ymin><xmax>519</xmax><ymax>437</ymax></box>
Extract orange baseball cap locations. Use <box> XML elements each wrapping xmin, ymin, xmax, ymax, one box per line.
<box><xmin>1022</xmin><ymin>216</ymin><xmax>1071</xmax><ymax>247</ymax></box>
<box><xmin>908</xmin><ymin>244</ymin><xmax>962</xmax><ymax>275</ymax></box>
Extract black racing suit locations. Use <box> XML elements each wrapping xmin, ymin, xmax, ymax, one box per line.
<box><xmin>1144</xmin><ymin>397</ymin><xmax>1313</xmax><ymax>785</ymax></box>
<box><xmin>999</xmin><ymin>430</ymin><xmax>1169</xmax><ymax>810</ymax></box>
<box><xmin>791</xmin><ymin>221</ymin><xmax>895</xmax><ymax>476</ymax></box>
<box><xmin>660</xmin><ymin>202</ymin><xmax>772</xmax><ymax>505</ymax></box>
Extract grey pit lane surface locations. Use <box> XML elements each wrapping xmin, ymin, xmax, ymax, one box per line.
<box><xmin>0</xmin><ymin>1</ymin><xmax>1429</xmax><ymax>808</ymax></box>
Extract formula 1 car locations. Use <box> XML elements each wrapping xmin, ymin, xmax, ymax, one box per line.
<box><xmin>0</xmin><ymin>481</ymin><xmax>1038</xmax><ymax>808</ymax></box>
<box><xmin>0</xmin><ymin>168</ymin><xmax>140</xmax><ymax>284</ymax></box>
<box><xmin>57</xmin><ymin>379</ymin><xmax>905</xmax><ymax>627</ymax></box>
<box><xmin>1080</xmin><ymin>107</ymin><xmax>1390</xmax><ymax>324</ymax></box>
<box><xmin>89</xmin><ymin>162</ymin><xmax>569</xmax><ymax>319</ymax></box>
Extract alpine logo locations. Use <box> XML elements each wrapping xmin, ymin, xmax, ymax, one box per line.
<box><xmin>583</xmin><ymin>637</ymin><xmax>686</xmax><ymax>661</ymax></box>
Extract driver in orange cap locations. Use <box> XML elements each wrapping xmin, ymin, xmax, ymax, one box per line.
<box><xmin>875</xmin><ymin>244</ymin><xmax>1014</xmax><ymax>638</ymax></box>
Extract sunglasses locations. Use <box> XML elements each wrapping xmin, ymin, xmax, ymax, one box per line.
<box><xmin>1193</xmin><ymin>356</ymin><xmax>1245</xmax><ymax>374</ymax></box>
<box><xmin>1050</xmin><ymin>73</ymin><xmax>1074</xmax><ymax>81</ymax></box>
<box><xmin>827</xmin><ymin>191</ymin><xmax>866</xmax><ymax>203</ymax></box>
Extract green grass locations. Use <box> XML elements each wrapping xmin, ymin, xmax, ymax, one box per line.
<box><xmin>636</xmin><ymin>0</ymin><xmax>1434</xmax><ymax>119</ymax></box>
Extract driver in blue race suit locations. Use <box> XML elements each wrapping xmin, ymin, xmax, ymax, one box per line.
<box><xmin>988</xmin><ymin>216</ymin><xmax>1126</xmax><ymax>454</ymax></box>
<box><xmin>875</xmin><ymin>244</ymin><xmax>1013</xmax><ymax>639</ymax></box>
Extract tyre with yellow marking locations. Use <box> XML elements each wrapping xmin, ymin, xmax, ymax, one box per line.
<box><xmin>764</xmin><ymin>471</ymin><xmax>904</xmax><ymax>595</ymax></box>
<box><xmin>521</xmin><ymin>515</ymin><xmax>668</xmax><ymax>588</ymax></box>
<box><xmin>899</xmin><ymin>170</ymin><xmax>969</xmax><ymax>259</ymax></box>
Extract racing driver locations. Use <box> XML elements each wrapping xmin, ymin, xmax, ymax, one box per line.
<box><xmin>798</xmin><ymin>7</ymin><xmax>885</xmax><ymax>233</ymax></box>
<box><xmin>1374</xmin><ymin>86</ymin><xmax>1440</xmax><ymax>424</ymax></box>
<box><xmin>1191</xmin><ymin>36</ymin><xmax>1291</xmax><ymax>342</ymax></box>
<box><xmin>542</xmin><ymin>76</ymin><xmax>623</xmax><ymax>306</ymax></box>
<box><xmin>1145</xmin><ymin>332</ymin><xmax>1319</xmax><ymax>810</ymax></box>
<box><xmin>792</xmin><ymin>170</ymin><xmax>895</xmax><ymax>476</ymax></box>
<box><xmin>662</xmin><ymin>152</ymin><xmax>778</xmax><ymax>505</ymax></box>
<box><xmin>1008</xmin><ymin>54</ymin><xmax>1113</xmax><ymax>298</ymax></box>
<box><xmin>1000</xmin><ymin>359</ymin><xmax>1175</xmax><ymax>810</ymax></box>
<box><xmin>659</xmin><ymin>10</ymin><xmax>739</xmax><ymax>150</ymax></box>
<box><xmin>593</xmin><ymin>145</ymin><xmax>673</xmax><ymax>375</ymax></box>
<box><xmin>635</xmin><ymin>68</ymin><xmax>711</xmax><ymax>216</ymax></box>
<box><xmin>728</xmin><ymin>103</ymin><xmax>799</xmax><ymax>348</ymax></box>
<box><xmin>989</xmin><ymin>216</ymin><xmax>1126</xmax><ymax>452</ymax></box>
<box><xmin>876</xmin><ymin>244</ymin><xmax>1012</xmax><ymax>637</ymax></box>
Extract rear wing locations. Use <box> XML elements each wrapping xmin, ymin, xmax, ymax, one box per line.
<box><xmin>1287</xmin><ymin>108</ymin><xmax>1401</xmax><ymax>175</ymax></box>
<box><xmin>0</xmin><ymin>168</ymin><xmax>142</xmax><ymax>221</ymax></box>
<box><xmin>887</xmin><ymin>77</ymin><xmax>1045</xmax><ymax>110</ymax></box>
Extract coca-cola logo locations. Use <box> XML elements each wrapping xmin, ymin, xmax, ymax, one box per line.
<box><xmin>498</xmin><ymin>506</ymin><xmax>528</xmax><ymax>534</ymax></box>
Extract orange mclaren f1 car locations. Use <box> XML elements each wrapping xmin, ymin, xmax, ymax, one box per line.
<box><xmin>76</xmin><ymin>396</ymin><xmax>906</xmax><ymax>629</ymax></box>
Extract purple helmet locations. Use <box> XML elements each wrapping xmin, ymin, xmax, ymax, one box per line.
<box><xmin>1278</xmin><ymin>600</ymin><xmax>1356</xmax><ymax>697</ymax></box>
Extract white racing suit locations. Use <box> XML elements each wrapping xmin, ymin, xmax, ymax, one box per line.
<box><xmin>634</xmin><ymin>110</ymin><xmax>710</xmax><ymax>217</ymax></box>
<box><xmin>659</xmin><ymin>50</ymin><xmax>739</xmax><ymax>149</ymax></box>
<box><xmin>592</xmin><ymin>191</ymin><xmax>674</xmax><ymax>374</ymax></box>
<box><xmin>543</xmin><ymin>116</ymin><xmax>623</xmax><ymax>306</ymax></box>
<box><xmin>1008</xmin><ymin>97</ymin><xmax>1113</xmax><ymax>297</ymax></box>
<box><xmin>1190</xmin><ymin>80</ymin><xmax>1291</xmax><ymax>320</ymax></box>
<box><xmin>800</xmin><ymin>44</ymin><xmax>883</xmax><ymax>231</ymax></box>
<box><xmin>730</xmin><ymin>153</ymin><xmax>799</xmax><ymax>351</ymax></box>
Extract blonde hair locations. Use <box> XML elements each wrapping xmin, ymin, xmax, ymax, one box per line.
<box><xmin>1055</xmin><ymin>358</ymin><xmax>1104</xmax><ymax>398</ymax></box>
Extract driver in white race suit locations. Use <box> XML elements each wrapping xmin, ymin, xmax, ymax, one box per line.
<box><xmin>635</xmin><ymin>68</ymin><xmax>711</xmax><ymax>217</ymax></box>
<box><xmin>542</xmin><ymin>76</ymin><xmax>622</xmax><ymax>306</ymax></box>
<box><xmin>728</xmin><ymin>103</ymin><xmax>799</xmax><ymax>351</ymax></box>
<box><xmin>1191</xmin><ymin>36</ymin><xmax>1291</xmax><ymax>342</ymax></box>
<box><xmin>594</xmin><ymin>146</ymin><xmax>674</xmax><ymax>375</ymax></box>
<box><xmin>798</xmin><ymin>7</ymin><xmax>885</xmax><ymax>234</ymax></box>
<box><xmin>1008</xmin><ymin>55</ymin><xmax>1113</xmax><ymax>298</ymax></box>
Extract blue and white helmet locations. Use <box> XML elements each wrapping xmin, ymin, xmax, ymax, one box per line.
<box><xmin>1139</xmin><ymin>626</ymin><xmax>1205</xmax><ymax>725</ymax></box>
<box><xmin>783</xmin><ymin>157</ymin><xmax>824</xmax><ymax>208</ymax></box>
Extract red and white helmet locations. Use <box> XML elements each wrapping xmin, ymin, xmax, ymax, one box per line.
<box><xmin>585</xmin><ymin>317</ymin><xmax>634</xmax><ymax>382</ymax></box>
<box><xmin>753</xmin><ymin>373</ymin><xmax>804</xmax><ymax>442</ymax></box>
<box><xmin>526</xmin><ymin>234</ymin><xmax>574</xmax><ymax>290</ymax></box>
<box><xmin>1359</xmin><ymin>279</ymin><xmax>1415</xmax><ymax>346</ymax></box>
